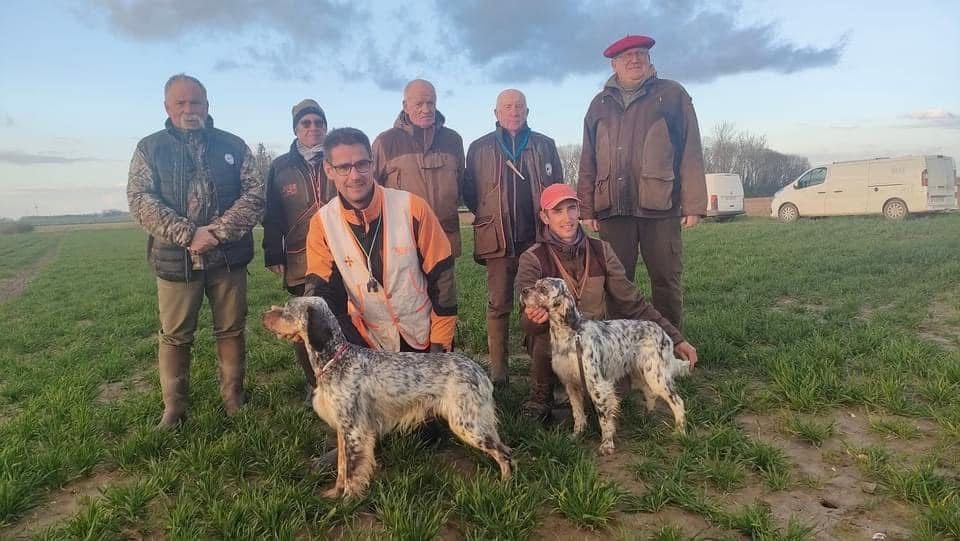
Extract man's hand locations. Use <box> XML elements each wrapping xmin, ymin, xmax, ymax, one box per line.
<box><xmin>268</xmin><ymin>264</ymin><xmax>285</xmax><ymax>275</ymax></box>
<box><xmin>674</xmin><ymin>341</ymin><xmax>698</xmax><ymax>367</ymax></box>
<box><xmin>188</xmin><ymin>226</ymin><xmax>220</xmax><ymax>254</ymax></box>
<box><xmin>581</xmin><ymin>219</ymin><xmax>599</xmax><ymax>232</ymax></box>
<box><xmin>429</xmin><ymin>343</ymin><xmax>446</xmax><ymax>353</ymax></box>
<box><xmin>524</xmin><ymin>305</ymin><xmax>549</xmax><ymax>325</ymax></box>
<box><xmin>681</xmin><ymin>215</ymin><xmax>701</xmax><ymax>228</ymax></box>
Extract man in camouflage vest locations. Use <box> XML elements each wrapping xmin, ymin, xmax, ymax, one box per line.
<box><xmin>128</xmin><ymin>74</ymin><xmax>265</xmax><ymax>429</ymax></box>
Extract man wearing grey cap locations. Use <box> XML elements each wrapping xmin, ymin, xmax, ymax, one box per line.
<box><xmin>263</xmin><ymin>99</ymin><xmax>336</xmax><ymax>401</ymax></box>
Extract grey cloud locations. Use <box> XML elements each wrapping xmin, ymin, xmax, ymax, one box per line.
<box><xmin>439</xmin><ymin>0</ymin><xmax>845</xmax><ymax>84</ymax></box>
<box><xmin>0</xmin><ymin>150</ymin><xmax>101</xmax><ymax>165</ymax></box>
<box><xmin>900</xmin><ymin>109</ymin><xmax>960</xmax><ymax>129</ymax></box>
<box><xmin>88</xmin><ymin>0</ymin><xmax>844</xmax><ymax>89</ymax></box>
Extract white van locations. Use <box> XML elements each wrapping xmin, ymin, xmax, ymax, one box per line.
<box><xmin>771</xmin><ymin>155</ymin><xmax>957</xmax><ymax>222</ymax></box>
<box><xmin>705</xmin><ymin>173</ymin><xmax>745</xmax><ymax>219</ymax></box>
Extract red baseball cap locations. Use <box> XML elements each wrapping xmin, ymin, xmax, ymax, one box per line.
<box><xmin>603</xmin><ymin>35</ymin><xmax>656</xmax><ymax>58</ymax></box>
<box><xmin>540</xmin><ymin>184</ymin><xmax>579</xmax><ymax>210</ymax></box>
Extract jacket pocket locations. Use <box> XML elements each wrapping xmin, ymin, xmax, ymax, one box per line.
<box><xmin>638</xmin><ymin>117</ymin><xmax>676</xmax><ymax>210</ymax></box>
<box><xmin>472</xmin><ymin>215</ymin><xmax>501</xmax><ymax>257</ymax></box>
<box><xmin>592</xmin><ymin>121</ymin><xmax>613</xmax><ymax>213</ymax></box>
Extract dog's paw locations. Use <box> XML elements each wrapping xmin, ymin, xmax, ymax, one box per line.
<box><xmin>321</xmin><ymin>486</ymin><xmax>342</xmax><ymax>499</ymax></box>
<box><xmin>598</xmin><ymin>441</ymin><xmax>616</xmax><ymax>456</ymax></box>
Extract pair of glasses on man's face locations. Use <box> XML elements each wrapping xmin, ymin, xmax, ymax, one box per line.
<box><xmin>299</xmin><ymin>119</ymin><xmax>326</xmax><ymax>128</ymax></box>
<box><xmin>327</xmin><ymin>159</ymin><xmax>373</xmax><ymax>176</ymax></box>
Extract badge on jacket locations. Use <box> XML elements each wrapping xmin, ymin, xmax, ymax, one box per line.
<box><xmin>281</xmin><ymin>184</ymin><xmax>298</xmax><ymax>197</ymax></box>
<box><xmin>224</xmin><ymin>153</ymin><xmax>235</xmax><ymax>165</ymax></box>
<box><xmin>545</xmin><ymin>163</ymin><xmax>553</xmax><ymax>177</ymax></box>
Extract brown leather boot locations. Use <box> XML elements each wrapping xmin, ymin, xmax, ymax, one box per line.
<box><xmin>157</xmin><ymin>343</ymin><xmax>190</xmax><ymax>430</ymax></box>
<box><xmin>295</xmin><ymin>341</ymin><xmax>316</xmax><ymax>407</ymax></box>
<box><xmin>216</xmin><ymin>335</ymin><xmax>247</xmax><ymax>415</ymax></box>
<box><xmin>486</xmin><ymin>317</ymin><xmax>510</xmax><ymax>384</ymax></box>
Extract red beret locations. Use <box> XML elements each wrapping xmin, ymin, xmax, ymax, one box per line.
<box><xmin>603</xmin><ymin>35</ymin><xmax>656</xmax><ymax>58</ymax></box>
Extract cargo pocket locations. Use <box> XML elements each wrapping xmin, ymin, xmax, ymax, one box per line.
<box><xmin>472</xmin><ymin>215</ymin><xmax>501</xmax><ymax>257</ymax></box>
<box><xmin>593</xmin><ymin>121</ymin><xmax>613</xmax><ymax>213</ymax></box>
<box><xmin>638</xmin><ymin>117</ymin><xmax>676</xmax><ymax>211</ymax></box>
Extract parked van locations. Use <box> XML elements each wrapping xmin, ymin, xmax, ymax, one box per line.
<box><xmin>771</xmin><ymin>155</ymin><xmax>957</xmax><ymax>222</ymax></box>
<box><xmin>705</xmin><ymin>173</ymin><xmax>745</xmax><ymax>219</ymax></box>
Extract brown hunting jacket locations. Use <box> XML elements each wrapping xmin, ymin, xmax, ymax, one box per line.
<box><xmin>462</xmin><ymin>125</ymin><xmax>565</xmax><ymax>262</ymax></box>
<box><xmin>577</xmin><ymin>75</ymin><xmax>707</xmax><ymax>220</ymax></box>
<box><xmin>372</xmin><ymin>111</ymin><xmax>465</xmax><ymax>257</ymax></box>
<box><xmin>516</xmin><ymin>232</ymin><xmax>683</xmax><ymax>345</ymax></box>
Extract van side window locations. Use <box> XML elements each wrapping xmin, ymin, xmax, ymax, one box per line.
<box><xmin>797</xmin><ymin>167</ymin><xmax>827</xmax><ymax>188</ymax></box>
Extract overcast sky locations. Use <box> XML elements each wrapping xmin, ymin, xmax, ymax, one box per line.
<box><xmin>0</xmin><ymin>0</ymin><xmax>957</xmax><ymax>218</ymax></box>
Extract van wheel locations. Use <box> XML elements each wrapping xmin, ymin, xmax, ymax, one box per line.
<box><xmin>882</xmin><ymin>199</ymin><xmax>908</xmax><ymax>220</ymax></box>
<box><xmin>778</xmin><ymin>203</ymin><xmax>799</xmax><ymax>223</ymax></box>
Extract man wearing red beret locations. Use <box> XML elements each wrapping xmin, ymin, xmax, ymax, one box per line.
<box><xmin>577</xmin><ymin>35</ymin><xmax>707</xmax><ymax>331</ymax></box>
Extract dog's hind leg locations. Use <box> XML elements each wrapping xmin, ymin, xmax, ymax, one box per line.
<box><xmin>632</xmin><ymin>371</ymin><xmax>657</xmax><ymax>412</ymax></box>
<box><xmin>446</xmin><ymin>405</ymin><xmax>513</xmax><ymax>480</ymax></box>
<box><xmin>661</xmin><ymin>385</ymin><xmax>687</xmax><ymax>434</ymax></box>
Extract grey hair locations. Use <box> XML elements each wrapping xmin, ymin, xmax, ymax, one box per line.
<box><xmin>164</xmin><ymin>73</ymin><xmax>207</xmax><ymax>98</ymax></box>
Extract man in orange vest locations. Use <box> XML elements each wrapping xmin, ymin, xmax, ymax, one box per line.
<box><xmin>304</xmin><ymin>127</ymin><xmax>457</xmax><ymax>353</ymax></box>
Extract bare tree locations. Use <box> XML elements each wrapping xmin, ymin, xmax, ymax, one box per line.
<box><xmin>703</xmin><ymin>123</ymin><xmax>809</xmax><ymax>197</ymax></box>
<box><xmin>253</xmin><ymin>143</ymin><xmax>275</xmax><ymax>183</ymax></box>
<box><xmin>557</xmin><ymin>143</ymin><xmax>581</xmax><ymax>186</ymax></box>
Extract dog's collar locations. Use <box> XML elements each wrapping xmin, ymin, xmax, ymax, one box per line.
<box><xmin>317</xmin><ymin>343</ymin><xmax>350</xmax><ymax>376</ymax></box>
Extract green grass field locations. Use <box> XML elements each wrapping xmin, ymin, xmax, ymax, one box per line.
<box><xmin>0</xmin><ymin>215</ymin><xmax>958</xmax><ymax>540</ymax></box>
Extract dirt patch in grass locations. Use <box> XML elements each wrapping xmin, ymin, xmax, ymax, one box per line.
<box><xmin>736</xmin><ymin>408</ymin><xmax>937</xmax><ymax>540</ymax></box>
<box><xmin>1</xmin><ymin>467</ymin><xmax>126</xmax><ymax>540</ymax></box>
<box><xmin>773</xmin><ymin>297</ymin><xmax>829</xmax><ymax>322</ymax></box>
<box><xmin>0</xmin><ymin>241</ymin><xmax>60</xmax><ymax>304</ymax></box>
<box><xmin>917</xmin><ymin>295</ymin><xmax>960</xmax><ymax>350</ymax></box>
<box><xmin>96</xmin><ymin>369</ymin><xmax>153</xmax><ymax>404</ymax></box>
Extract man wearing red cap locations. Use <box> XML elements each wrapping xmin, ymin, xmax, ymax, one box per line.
<box><xmin>462</xmin><ymin>88</ymin><xmax>565</xmax><ymax>384</ymax></box>
<box><xmin>577</xmin><ymin>35</ymin><xmax>707</xmax><ymax>332</ymax></box>
<box><xmin>515</xmin><ymin>183</ymin><xmax>697</xmax><ymax>420</ymax></box>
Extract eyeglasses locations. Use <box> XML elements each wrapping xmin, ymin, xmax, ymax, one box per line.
<box><xmin>327</xmin><ymin>159</ymin><xmax>373</xmax><ymax>176</ymax></box>
<box><xmin>299</xmin><ymin>119</ymin><xmax>326</xmax><ymax>128</ymax></box>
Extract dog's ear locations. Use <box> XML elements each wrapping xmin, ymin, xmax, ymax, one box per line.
<box><xmin>261</xmin><ymin>308</ymin><xmax>302</xmax><ymax>341</ymax></box>
<box><xmin>305</xmin><ymin>305</ymin><xmax>336</xmax><ymax>351</ymax></box>
<box><xmin>562</xmin><ymin>295</ymin><xmax>580</xmax><ymax>329</ymax></box>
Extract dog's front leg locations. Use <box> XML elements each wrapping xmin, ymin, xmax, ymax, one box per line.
<box><xmin>587</xmin><ymin>380</ymin><xmax>621</xmax><ymax>456</ymax></box>
<box><xmin>565</xmin><ymin>383</ymin><xmax>588</xmax><ymax>437</ymax></box>
<box><xmin>342</xmin><ymin>429</ymin><xmax>377</xmax><ymax>499</ymax></box>
<box><xmin>322</xmin><ymin>429</ymin><xmax>348</xmax><ymax>499</ymax></box>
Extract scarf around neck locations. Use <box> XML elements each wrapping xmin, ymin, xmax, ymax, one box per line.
<box><xmin>297</xmin><ymin>140</ymin><xmax>324</xmax><ymax>164</ymax></box>
<box><xmin>495</xmin><ymin>124</ymin><xmax>531</xmax><ymax>163</ymax></box>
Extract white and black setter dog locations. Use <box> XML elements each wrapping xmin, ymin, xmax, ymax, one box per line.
<box><xmin>520</xmin><ymin>278</ymin><xmax>691</xmax><ymax>455</ymax></box>
<box><xmin>262</xmin><ymin>297</ymin><xmax>513</xmax><ymax>498</ymax></box>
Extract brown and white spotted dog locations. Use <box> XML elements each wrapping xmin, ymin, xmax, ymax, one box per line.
<box><xmin>261</xmin><ymin>297</ymin><xmax>513</xmax><ymax>498</ymax></box>
<box><xmin>520</xmin><ymin>278</ymin><xmax>691</xmax><ymax>455</ymax></box>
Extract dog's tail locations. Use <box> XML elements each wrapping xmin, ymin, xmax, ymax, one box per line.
<box><xmin>661</xmin><ymin>335</ymin><xmax>692</xmax><ymax>377</ymax></box>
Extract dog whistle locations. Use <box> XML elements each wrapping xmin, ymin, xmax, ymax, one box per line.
<box><xmin>367</xmin><ymin>278</ymin><xmax>379</xmax><ymax>293</ymax></box>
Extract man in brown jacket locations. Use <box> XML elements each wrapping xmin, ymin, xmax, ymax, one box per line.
<box><xmin>516</xmin><ymin>184</ymin><xmax>697</xmax><ymax>419</ymax></box>
<box><xmin>462</xmin><ymin>89</ymin><xmax>564</xmax><ymax>383</ymax></box>
<box><xmin>577</xmin><ymin>35</ymin><xmax>707</xmax><ymax>330</ymax></box>
<box><xmin>372</xmin><ymin>79</ymin><xmax>465</xmax><ymax>257</ymax></box>
<box><xmin>262</xmin><ymin>99</ymin><xmax>336</xmax><ymax>401</ymax></box>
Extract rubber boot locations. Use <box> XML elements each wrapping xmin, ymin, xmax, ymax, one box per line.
<box><xmin>157</xmin><ymin>343</ymin><xmax>191</xmax><ymax>430</ymax></box>
<box><xmin>216</xmin><ymin>335</ymin><xmax>247</xmax><ymax>415</ymax></box>
<box><xmin>295</xmin><ymin>341</ymin><xmax>316</xmax><ymax>408</ymax></box>
<box><xmin>486</xmin><ymin>317</ymin><xmax>510</xmax><ymax>385</ymax></box>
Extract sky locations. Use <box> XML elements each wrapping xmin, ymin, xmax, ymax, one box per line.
<box><xmin>0</xmin><ymin>0</ymin><xmax>957</xmax><ymax>219</ymax></box>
